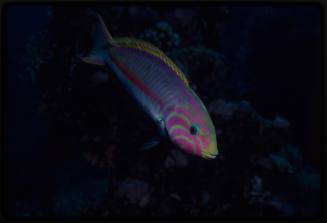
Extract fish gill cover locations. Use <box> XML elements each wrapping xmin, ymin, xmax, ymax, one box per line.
<box><xmin>4</xmin><ymin>4</ymin><xmax>321</xmax><ymax>217</ymax></box>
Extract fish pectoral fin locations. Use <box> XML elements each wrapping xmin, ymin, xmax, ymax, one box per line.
<box><xmin>78</xmin><ymin>53</ymin><xmax>106</xmax><ymax>66</ymax></box>
<box><xmin>139</xmin><ymin>139</ymin><xmax>160</xmax><ymax>151</ymax></box>
<box><xmin>157</xmin><ymin>118</ymin><xmax>168</xmax><ymax>138</ymax></box>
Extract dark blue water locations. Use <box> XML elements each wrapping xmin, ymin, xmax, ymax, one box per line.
<box><xmin>220</xmin><ymin>6</ymin><xmax>322</xmax><ymax>167</ymax></box>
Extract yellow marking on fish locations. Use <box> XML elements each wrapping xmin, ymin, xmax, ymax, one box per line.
<box><xmin>111</xmin><ymin>37</ymin><xmax>189</xmax><ymax>87</ymax></box>
<box><xmin>166</xmin><ymin>112</ymin><xmax>191</xmax><ymax>127</ymax></box>
<box><xmin>168</xmin><ymin>124</ymin><xmax>189</xmax><ymax>136</ymax></box>
<box><xmin>202</xmin><ymin>139</ymin><xmax>218</xmax><ymax>155</ymax></box>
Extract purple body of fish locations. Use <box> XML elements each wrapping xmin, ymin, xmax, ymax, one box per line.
<box><xmin>81</xmin><ymin>12</ymin><xmax>218</xmax><ymax>159</ymax></box>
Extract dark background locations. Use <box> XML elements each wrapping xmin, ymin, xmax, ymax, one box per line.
<box><xmin>3</xmin><ymin>3</ymin><xmax>322</xmax><ymax>217</ymax></box>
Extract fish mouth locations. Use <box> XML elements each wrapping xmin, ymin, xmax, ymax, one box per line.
<box><xmin>202</xmin><ymin>151</ymin><xmax>218</xmax><ymax>159</ymax></box>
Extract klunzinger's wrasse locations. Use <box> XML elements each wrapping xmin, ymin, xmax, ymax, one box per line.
<box><xmin>80</xmin><ymin>12</ymin><xmax>218</xmax><ymax>159</ymax></box>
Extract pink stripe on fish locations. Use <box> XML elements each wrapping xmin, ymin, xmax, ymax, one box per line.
<box><xmin>173</xmin><ymin>135</ymin><xmax>197</xmax><ymax>154</ymax></box>
<box><xmin>193</xmin><ymin>135</ymin><xmax>201</xmax><ymax>155</ymax></box>
<box><xmin>168</xmin><ymin>124</ymin><xmax>202</xmax><ymax>155</ymax></box>
<box><xmin>109</xmin><ymin>52</ymin><xmax>165</xmax><ymax>108</ymax></box>
<box><xmin>196</xmin><ymin>136</ymin><xmax>204</xmax><ymax>153</ymax></box>
<box><xmin>162</xmin><ymin>104</ymin><xmax>191</xmax><ymax>118</ymax></box>
<box><xmin>170</xmin><ymin>128</ymin><xmax>188</xmax><ymax>138</ymax></box>
<box><xmin>166</xmin><ymin>116</ymin><xmax>189</xmax><ymax>130</ymax></box>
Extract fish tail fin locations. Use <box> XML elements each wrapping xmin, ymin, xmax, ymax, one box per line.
<box><xmin>79</xmin><ymin>11</ymin><xmax>113</xmax><ymax>66</ymax></box>
<box><xmin>87</xmin><ymin>10</ymin><xmax>114</xmax><ymax>47</ymax></box>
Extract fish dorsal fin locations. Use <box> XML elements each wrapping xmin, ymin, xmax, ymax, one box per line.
<box><xmin>111</xmin><ymin>37</ymin><xmax>190</xmax><ymax>87</ymax></box>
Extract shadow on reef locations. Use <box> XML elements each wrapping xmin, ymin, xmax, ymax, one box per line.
<box><xmin>12</xmin><ymin>5</ymin><xmax>321</xmax><ymax>217</ymax></box>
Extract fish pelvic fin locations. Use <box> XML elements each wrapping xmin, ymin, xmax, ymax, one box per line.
<box><xmin>79</xmin><ymin>11</ymin><xmax>113</xmax><ymax>66</ymax></box>
<box><xmin>111</xmin><ymin>37</ymin><xmax>190</xmax><ymax>87</ymax></box>
<box><xmin>139</xmin><ymin>139</ymin><xmax>160</xmax><ymax>151</ymax></box>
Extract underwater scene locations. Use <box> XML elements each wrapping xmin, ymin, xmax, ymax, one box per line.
<box><xmin>4</xmin><ymin>3</ymin><xmax>322</xmax><ymax>218</ymax></box>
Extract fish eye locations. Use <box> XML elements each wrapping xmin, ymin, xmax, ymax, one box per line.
<box><xmin>190</xmin><ymin>125</ymin><xmax>199</xmax><ymax>135</ymax></box>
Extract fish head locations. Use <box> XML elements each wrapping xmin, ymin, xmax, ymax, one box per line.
<box><xmin>166</xmin><ymin>102</ymin><xmax>218</xmax><ymax>159</ymax></box>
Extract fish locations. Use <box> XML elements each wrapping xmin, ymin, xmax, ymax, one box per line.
<box><xmin>80</xmin><ymin>11</ymin><xmax>218</xmax><ymax>159</ymax></box>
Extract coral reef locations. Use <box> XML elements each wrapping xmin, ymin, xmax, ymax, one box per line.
<box><xmin>53</xmin><ymin>177</ymin><xmax>109</xmax><ymax>216</ymax></box>
<box><xmin>138</xmin><ymin>21</ymin><xmax>181</xmax><ymax>51</ymax></box>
